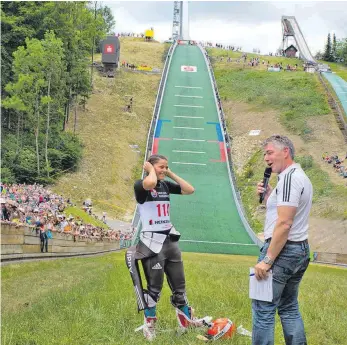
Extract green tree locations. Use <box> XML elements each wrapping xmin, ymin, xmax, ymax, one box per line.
<box><xmin>336</xmin><ymin>38</ymin><xmax>347</xmax><ymax>64</ymax></box>
<box><xmin>3</xmin><ymin>32</ymin><xmax>66</xmax><ymax>183</ymax></box>
<box><xmin>41</xmin><ymin>31</ymin><xmax>65</xmax><ymax>177</ymax></box>
<box><xmin>1</xmin><ymin>1</ymin><xmax>109</xmax><ymax>184</ymax></box>
<box><xmin>0</xmin><ymin>1</ymin><xmax>49</xmax><ymax>90</ymax></box>
<box><xmin>332</xmin><ymin>33</ymin><xmax>337</xmax><ymax>61</ymax></box>
<box><xmin>41</xmin><ymin>2</ymin><xmax>96</xmax><ymax>127</ymax></box>
<box><xmin>98</xmin><ymin>5</ymin><xmax>115</xmax><ymax>34</ymax></box>
<box><xmin>323</xmin><ymin>33</ymin><xmax>332</xmax><ymax>62</ymax></box>
<box><xmin>13</xmin><ymin>147</ymin><xmax>38</xmax><ymax>183</ymax></box>
<box><xmin>2</xmin><ymin>90</ymin><xmax>27</xmax><ymax>154</ymax></box>
<box><xmin>8</xmin><ymin>38</ymin><xmax>46</xmax><ymax>173</ymax></box>
<box><xmin>90</xmin><ymin>2</ymin><xmax>110</xmax><ymax>88</ymax></box>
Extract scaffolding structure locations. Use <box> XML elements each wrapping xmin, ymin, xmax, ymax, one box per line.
<box><xmin>172</xmin><ymin>1</ymin><xmax>183</xmax><ymax>41</ymax></box>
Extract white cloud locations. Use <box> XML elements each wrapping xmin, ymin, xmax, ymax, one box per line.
<box><xmin>106</xmin><ymin>1</ymin><xmax>346</xmax><ymax>55</ymax></box>
<box><xmin>189</xmin><ymin>19</ymin><xmax>283</xmax><ymax>53</ymax></box>
<box><xmin>110</xmin><ymin>4</ymin><xmax>172</xmax><ymax>39</ymax></box>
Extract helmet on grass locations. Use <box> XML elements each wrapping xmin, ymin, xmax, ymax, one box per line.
<box><xmin>206</xmin><ymin>318</ymin><xmax>236</xmax><ymax>340</ymax></box>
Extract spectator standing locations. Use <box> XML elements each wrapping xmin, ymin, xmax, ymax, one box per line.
<box><xmin>39</xmin><ymin>221</ymin><xmax>48</xmax><ymax>253</ymax></box>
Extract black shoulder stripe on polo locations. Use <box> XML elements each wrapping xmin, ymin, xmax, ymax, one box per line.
<box><xmin>283</xmin><ymin>174</ymin><xmax>288</xmax><ymax>202</ymax></box>
<box><xmin>284</xmin><ymin>168</ymin><xmax>296</xmax><ymax>202</ymax></box>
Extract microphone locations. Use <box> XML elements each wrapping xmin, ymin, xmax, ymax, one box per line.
<box><xmin>259</xmin><ymin>167</ymin><xmax>272</xmax><ymax>204</ymax></box>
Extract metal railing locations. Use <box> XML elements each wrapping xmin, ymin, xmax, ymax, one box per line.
<box><xmin>130</xmin><ymin>42</ymin><xmax>178</xmax><ymax>245</ymax></box>
<box><xmin>120</xmin><ymin>239</ymin><xmax>132</xmax><ymax>249</ymax></box>
<box><xmin>199</xmin><ymin>44</ymin><xmax>263</xmax><ymax>248</ymax></box>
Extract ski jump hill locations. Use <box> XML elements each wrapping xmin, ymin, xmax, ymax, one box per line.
<box><xmin>132</xmin><ymin>41</ymin><xmax>261</xmax><ymax>256</ymax></box>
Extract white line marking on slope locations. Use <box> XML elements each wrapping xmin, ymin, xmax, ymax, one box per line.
<box><xmin>174</xmin><ymin>105</ymin><xmax>204</xmax><ymax>108</ymax></box>
<box><xmin>173</xmin><ymin>126</ymin><xmax>204</xmax><ymax>130</ymax></box>
<box><xmin>175</xmin><ymin>86</ymin><xmax>203</xmax><ymax>89</ymax></box>
<box><xmin>172</xmin><ymin>150</ymin><xmax>206</xmax><ymax>154</ymax></box>
<box><xmin>175</xmin><ymin>95</ymin><xmax>203</xmax><ymax>98</ymax></box>
<box><xmin>173</xmin><ymin>138</ymin><xmax>205</xmax><ymax>142</ymax></box>
<box><xmin>172</xmin><ymin>162</ymin><xmax>206</xmax><ymax>166</ymax></box>
<box><xmin>174</xmin><ymin>116</ymin><xmax>204</xmax><ymax>119</ymax></box>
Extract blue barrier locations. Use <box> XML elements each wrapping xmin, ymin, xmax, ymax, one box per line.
<box><xmin>322</xmin><ymin>72</ymin><xmax>347</xmax><ymax>119</ymax></box>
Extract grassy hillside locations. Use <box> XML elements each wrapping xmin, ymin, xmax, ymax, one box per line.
<box><xmin>208</xmin><ymin>47</ymin><xmax>347</xmax><ymax>236</ymax></box>
<box><xmin>209</xmin><ymin>48</ymin><xmax>347</xmax><ymax>81</ymax></box>
<box><xmin>51</xmin><ymin>38</ymin><xmax>167</xmax><ymax>220</ymax></box>
<box><xmin>208</xmin><ymin>48</ymin><xmax>331</xmax><ymax>137</ymax></box>
<box><xmin>2</xmin><ymin>252</ymin><xmax>347</xmax><ymax>345</ymax></box>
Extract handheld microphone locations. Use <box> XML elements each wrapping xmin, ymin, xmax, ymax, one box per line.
<box><xmin>259</xmin><ymin>167</ymin><xmax>272</xmax><ymax>204</ymax></box>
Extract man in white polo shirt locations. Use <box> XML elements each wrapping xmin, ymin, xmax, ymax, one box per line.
<box><xmin>252</xmin><ymin>135</ymin><xmax>312</xmax><ymax>345</ymax></box>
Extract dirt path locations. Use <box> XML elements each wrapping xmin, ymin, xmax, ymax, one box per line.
<box><xmin>309</xmin><ymin>217</ymin><xmax>347</xmax><ymax>254</ymax></box>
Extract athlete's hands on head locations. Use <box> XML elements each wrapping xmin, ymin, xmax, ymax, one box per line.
<box><xmin>166</xmin><ymin>167</ymin><xmax>173</xmax><ymax>178</ymax></box>
<box><xmin>143</xmin><ymin>162</ymin><xmax>155</xmax><ymax>174</ymax></box>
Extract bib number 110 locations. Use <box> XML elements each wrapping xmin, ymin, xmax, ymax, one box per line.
<box><xmin>156</xmin><ymin>204</ymin><xmax>170</xmax><ymax>217</ymax></box>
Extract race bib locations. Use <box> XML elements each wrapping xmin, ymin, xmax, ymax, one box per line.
<box><xmin>139</xmin><ymin>201</ymin><xmax>172</xmax><ymax>231</ymax></box>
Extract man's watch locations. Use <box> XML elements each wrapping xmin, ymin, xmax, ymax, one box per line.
<box><xmin>262</xmin><ymin>255</ymin><xmax>274</xmax><ymax>265</ymax></box>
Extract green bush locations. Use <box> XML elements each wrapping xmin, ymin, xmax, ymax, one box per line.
<box><xmin>0</xmin><ymin>130</ymin><xmax>82</xmax><ymax>184</ymax></box>
<box><xmin>13</xmin><ymin>147</ymin><xmax>38</xmax><ymax>183</ymax></box>
<box><xmin>296</xmin><ymin>155</ymin><xmax>314</xmax><ymax>169</ymax></box>
<box><xmin>0</xmin><ymin>167</ymin><xmax>16</xmax><ymax>184</ymax></box>
<box><xmin>48</xmin><ymin>148</ymin><xmax>66</xmax><ymax>172</ymax></box>
<box><xmin>59</xmin><ymin>132</ymin><xmax>83</xmax><ymax>171</ymax></box>
<box><xmin>243</xmin><ymin>166</ymin><xmax>254</xmax><ymax>179</ymax></box>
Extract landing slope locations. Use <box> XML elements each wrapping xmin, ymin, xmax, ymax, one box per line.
<box><xmin>154</xmin><ymin>44</ymin><xmax>258</xmax><ymax>255</ymax></box>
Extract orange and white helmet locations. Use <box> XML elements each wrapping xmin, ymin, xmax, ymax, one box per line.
<box><xmin>206</xmin><ymin>318</ymin><xmax>236</xmax><ymax>340</ymax></box>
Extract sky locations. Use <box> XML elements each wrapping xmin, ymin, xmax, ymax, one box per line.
<box><xmin>104</xmin><ymin>1</ymin><xmax>347</xmax><ymax>55</ymax></box>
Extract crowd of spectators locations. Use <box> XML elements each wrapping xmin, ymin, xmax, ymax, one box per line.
<box><xmin>268</xmin><ymin>62</ymin><xmax>299</xmax><ymax>71</ymax></box>
<box><xmin>200</xmin><ymin>42</ymin><xmax>242</xmax><ymax>51</ymax></box>
<box><xmin>211</xmin><ymin>43</ymin><xmax>293</xmax><ymax>57</ymax></box>
<box><xmin>213</xmin><ymin>52</ymin><xmax>301</xmax><ymax>72</ymax></box>
<box><xmin>322</xmin><ymin>153</ymin><xmax>347</xmax><ymax>180</ymax></box>
<box><xmin>1</xmin><ymin>183</ymin><xmax>133</xmax><ymax>252</ymax></box>
<box><xmin>207</xmin><ymin>43</ymin><xmax>303</xmax><ymax>72</ymax></box>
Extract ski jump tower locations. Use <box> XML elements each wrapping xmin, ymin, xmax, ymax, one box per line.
<box><xmin>281</xmin><ymin>16</ymin><xmax>316</xmax><ymax>63</ymax></box>
<box><xmin>171</xmin><ymin>1</ymin><xmax>190</xmax><ymax>41</ymax></box>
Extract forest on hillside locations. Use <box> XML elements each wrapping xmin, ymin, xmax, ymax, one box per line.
<box><xmin>1</xmin><ymin>1</ymin><xmax>115</xmax><ymax>184</ymax></box>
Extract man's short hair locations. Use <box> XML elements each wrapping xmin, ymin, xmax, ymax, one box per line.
<box><xmin>262</xmin><ymin>135</ymin><xmax>295</xmax><ymax>159</ymax></box>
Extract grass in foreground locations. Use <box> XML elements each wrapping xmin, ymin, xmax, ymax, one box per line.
<box><xmin>1</xmin><ymin>251</ymin><xmax>347</xmax><ymax>345</ymax></box>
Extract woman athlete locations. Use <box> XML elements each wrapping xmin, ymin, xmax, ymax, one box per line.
<box><xmin>125</xmin><ymin>154</ymin><xmax>207</xmax><ymax>341</ymax></box>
